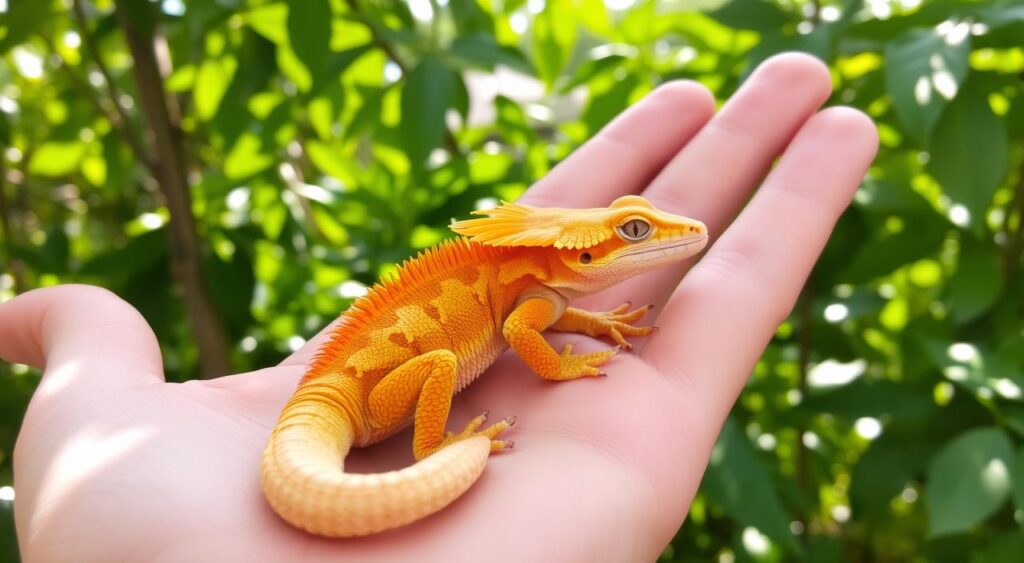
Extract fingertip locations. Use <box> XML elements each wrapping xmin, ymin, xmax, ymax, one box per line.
<box><xmin>646</xmin><ymin>80</ymin><xmax>717</xmax><ymax>119</ymax></box>
<box><xmin>752</xmin><ymin>52</ymin><xmax>833</xmax><ymax>98</ymax></box>
<box><xmin>814</xmin><ymin>106</ymin><xmax>880</xmax><ymax>156</ymax></box>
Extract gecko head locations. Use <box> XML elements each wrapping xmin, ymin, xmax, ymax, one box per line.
<box><xmin>551</xmin><ymin>195</ymin><xmax>708</xmax><ymax>292</ymax></box>
<box><xmin>450</xmin><ymin>195</ymin><xmax>708</xmax><ymax>294</ymax></box>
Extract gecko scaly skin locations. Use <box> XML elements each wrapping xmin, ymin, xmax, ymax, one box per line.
<box><xmin>260</xmin><ymin>195</ymin><xmax>708</xmax><ymax>537</ymax></box>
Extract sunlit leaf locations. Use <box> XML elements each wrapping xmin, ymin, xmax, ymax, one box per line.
<box><xmin>532</xmin><ymin>0</ymin><xmax>577</xmax><ymax>89</ymax></box>
<box><xmin>224</xmin><ymin>133</ymin><xmax>275</xmax><ymax>179</ymax></box>
<box><xmin>28</xmin><ymin>141</ymin><xmax>86</xmax><ymax>177</ymax></box>
<box><xmin>194</xmin><ymin>56</ymin><xmax>238</xmax><ymax>121</ymax></box>
<box><xmin>885</xmin><ymin>27</ymin><xmax>971</xmax><ymax>144</ymax></box>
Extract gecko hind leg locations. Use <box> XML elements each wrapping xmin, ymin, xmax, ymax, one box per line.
<box><xmin>367</xmin><ymin>349</ymin><xmax>514</xmax><ymax>461</ymax></box>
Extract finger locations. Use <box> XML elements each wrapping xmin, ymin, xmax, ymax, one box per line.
<box><xmin>0</xmin><ymin>285</ymin><xmax>164</xmax><ymax>392</ymax></box>
<box><xmin>518</xmin><ymin>80</ymin><xmax>715</xmax><ymax>207</ymax></box>
<box><xmin>283</xmin><ymin>82</ymin><xmax>717</xmax><ymax>367</ymax></box>
<box><xmin>645</xmin><ymin>107</ymin><xmax>878</xmax><ymax>417</ymax></box>
<box><xmin>595</xmin><ymin>53</ymin><xmax>833</xmax><ymax>311</ymax></box>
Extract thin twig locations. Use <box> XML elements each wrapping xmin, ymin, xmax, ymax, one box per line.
<box><xmin>70</xmin><ymin>0</ymin><xmax>154</xmax><ymax>172</ymax></box>
<box><xmin>40</xmin><ymin>33</ymin><xmax>154</xmax><ymax>174</ymax></box>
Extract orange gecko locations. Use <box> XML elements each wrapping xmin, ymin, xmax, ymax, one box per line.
<box><xmin>260</xmin><ymin>195</ymin><xmax>708</xmax><ymax>537</ymax></box>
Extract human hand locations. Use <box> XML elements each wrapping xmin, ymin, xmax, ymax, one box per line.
<box><xmin>0</xmin><ymin>53</ymin><xmax>876</xmax><ymax>562</ymax></box>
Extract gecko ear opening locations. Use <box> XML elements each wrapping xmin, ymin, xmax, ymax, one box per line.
<box><xmin>449</xmin><ymin>201</ymin><xmax>612</xmax><ymax>250</ymax></box>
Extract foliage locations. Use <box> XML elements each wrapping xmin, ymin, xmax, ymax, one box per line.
<box><xmin>1</xmin><ymin>0</ymin><xmax>1023</xmax><ymax>560</ymax></box>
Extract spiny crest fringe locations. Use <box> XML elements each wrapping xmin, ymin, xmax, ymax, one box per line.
<box><xmin>303</xmin><ymin>238</ymin><xmax>503</xmax><ymax>380</ymax></box>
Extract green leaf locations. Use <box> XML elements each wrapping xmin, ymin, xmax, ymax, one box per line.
<box><xmin>194</xmin><ymin>56</ymin><xmax>238</xmax><ymax>121</ymax></box>
<box><xmin>884</xmin><ymin>27</ymin><xmax>971</xmax><ymax>144</ymax></box>
<box><xmin>927</xmin><ymin>78</ymin><xmax>1009</xmax><ymax>226</ymax></box>
<box><xmin>79</xmin><ymin>229</ymin><xmax>167</xmax><ymax>279</ymax></box>
<box><xmin>400</xmin><ymin>58</ymin><xmax>454</xmax><ymax>169</ymax></box>
<box><xmin>532</xmin><ymin>0</ymin><xmax>577</xmax><ymax>89</ymax></box>
<box><xmin>839</xmin><ymin>213</ymin><xmax>946</xmax><ymax>283</ymax></box>
<box><xmin>947</xmin><ymin>238</ymin><xmax>1002</xmax><ymax>324</ymax></box>
<box><xmin>576</xmin><ymin>0</ymin><xmax>612</xmax><ymax>37</ymax></box>
<box><xmin>973</xmin><ymin>532</ymin><xmax>1024</xmax><ymax>563</ymax></box>
<box><xmin>306</xmin><ymin>140</ymin><xmax>357</xmax><ymax>186</ymax></box>
<box><xmin>560</xmin><ymin>53</ymin><xmax>628</xmax><ymax>93</ymax></box>
<box><xmin>0</xmin><ymin>0</ymin><xmax>57</xmax><ymax>55</ymax></box>
<box><xmin>977</xmin><ymin>1</ymin><xmax>1024</xmax><ymax>29</ymax></box>
<box><xmin>28</xmin><ymin>141</ymin><xmax>87</xmax><ymax>177</ymax></box>
<box><xmin>247</xmin><ymin>3</ymin><xmax>287</xmax><ymax>44</ymax></box>
<box><xmin>286</xmin><ymin>0</ymin><xmax>333</xmax><ymax>83</ymax></box>
<box><xmin>925</xmin><ymin>427</ymin><xmax>1013</xmax><ymax>537</ymax></box>
<box><xmin>709</xmin><ymin>0</ymin><xmax>793</xmax><ymax>31</ymax></box>
<box><xmin>1012</xmin><ymin>447</ymin><xmax>1024</xmax><ymax>523</ymax></box>
<box><xmin>851</xmin><ymin>437</ymin><xmax>935</xmax><ymax>515</ymax></box>
<box><xmin>224</xmin><ymin>133</ymin><xmax>275</xmax><ymax>179</ymax></box>
<box><xmin>448</xmin><ymin>33</ymin><xmax>533</xmax><ymax>73</ymax></box>
<box><xmin>581</xmin><ymin>73</ymin><xmax>639</xmax><ymax>134</ymax></box>
<box><xmin>701</xmin><ymin>418</ymin><xmax>797</xmax><ymax>552</ymax></box>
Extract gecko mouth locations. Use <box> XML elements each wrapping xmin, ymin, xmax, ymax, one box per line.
<box><xmin>619</xmin><ymin>235</ymin><xmax>709</xmax><ymax>258</ymax></box>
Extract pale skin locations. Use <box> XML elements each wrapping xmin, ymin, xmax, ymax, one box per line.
<box><xmin>0</xmin><ymin>54</ymin><xmax>877</xmax><ymax>562</ymax></box>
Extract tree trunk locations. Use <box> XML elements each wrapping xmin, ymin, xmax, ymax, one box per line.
<box><xmin>114</xmin><ymin>0</ymin><xmax>233</xmax><ymax>378</ymax></box>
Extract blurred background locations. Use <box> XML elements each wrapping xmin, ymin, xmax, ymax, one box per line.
<box><xmin>1</xmin><ymin>0</ymin><xmax>1023</xmax><ymax>560</ymax></box>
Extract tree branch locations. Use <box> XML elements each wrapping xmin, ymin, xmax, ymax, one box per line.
<box><xmin>114</xmin><ymin>0</ymin><xmax>233</xmax><ymax>378</ymax></box>
<box><xmin>39</xmin><ymin>33</ymin><xmax>155</xmax><ymax>175</ymax></box>
<box><xmin>71</xmin><ymin>0</ymin><xmax>154</xmax><ymax>173</ymax></box>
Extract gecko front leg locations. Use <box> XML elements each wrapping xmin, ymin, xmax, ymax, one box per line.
<box><xmin>502</xmin><ymin>292</ymin><xmax>618</xmax><ymax>380</ymax></box>
<box><xmin>550</xmin><ymin>303</ymin><xmax>654</xmax><ymax>349</ymax></box>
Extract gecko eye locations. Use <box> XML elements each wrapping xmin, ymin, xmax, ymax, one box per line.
<box><xmin>579</xmin><ymin>252</ymin><xmax>592</xmax><ymax>264</ymax></box>
<box><xmin>617</xmin><ymin>218</ymin><xmax>652</xmax><ymax>241</ymax></box>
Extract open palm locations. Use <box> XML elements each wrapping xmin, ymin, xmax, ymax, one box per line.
<box><xmin>0</xmin><ymin>54</ymin><xmax>876</xmax><ymax>562</ymax></box>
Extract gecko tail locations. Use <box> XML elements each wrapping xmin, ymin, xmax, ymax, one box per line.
<box><xmin>260</xmin><ymin>392</ymin><xmax>491</xmax><ymax>537</ymax></box>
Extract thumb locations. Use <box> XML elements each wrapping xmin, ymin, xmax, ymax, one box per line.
<box><xmin>0</xmin><ymin>284</ymin><xmax>164</xmax><ymax>393</ymax></box>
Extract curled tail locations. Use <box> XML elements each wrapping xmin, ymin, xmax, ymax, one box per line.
<box><xmin>260</xmin><ymin>391</ymin><xmax>492</xmax><ymax>537</ymax></box>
